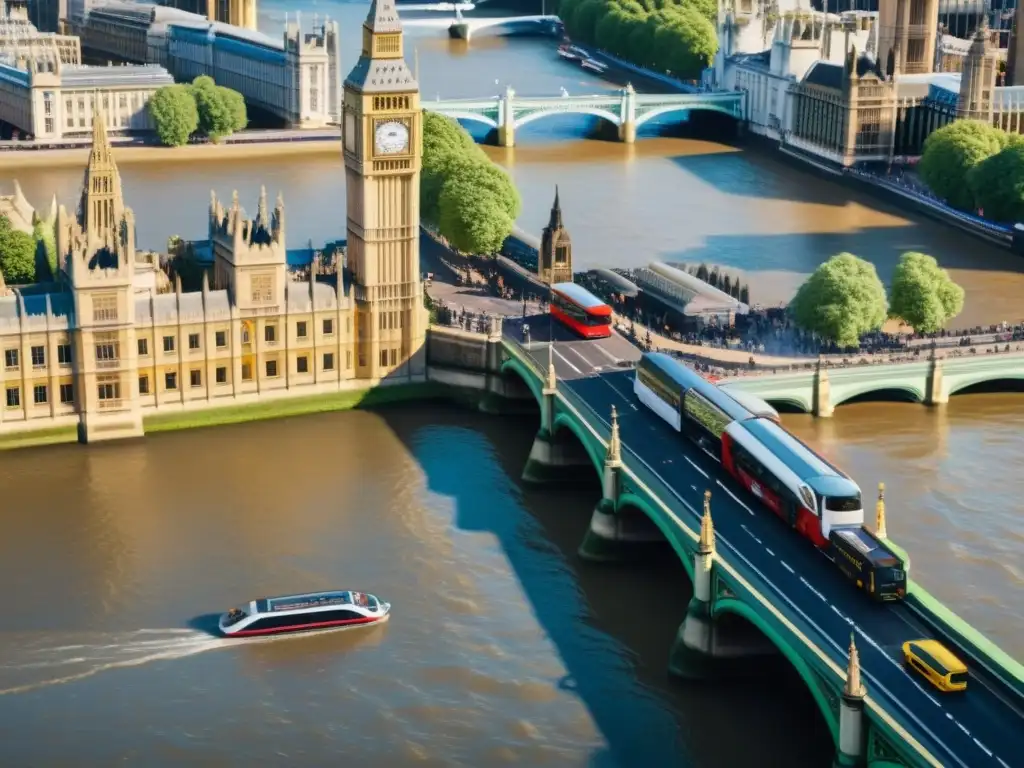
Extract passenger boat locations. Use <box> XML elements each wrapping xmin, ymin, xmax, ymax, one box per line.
<box><xmin>581</xmin><ymin>58</ymin><xmax>609</xmax><ymax>74</ymax></box>
<box><xmin>219</xmin><ymin>590</ymin><xmax>390</xmax><ymax>637</ymax></box>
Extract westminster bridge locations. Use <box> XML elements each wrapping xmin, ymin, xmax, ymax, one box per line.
<box><xmin>455</xmin><ymin>314</ymin><xmax>1024</xmax><ymax>768</ymax></box>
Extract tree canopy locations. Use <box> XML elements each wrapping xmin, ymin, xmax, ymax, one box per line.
<box><xmin>888</xmin><ymin>252</ymin><xmax>964</xmax><ymax>333</ymax></box>
<box><xmin>559</xmin><ymin>0</ymin><xmax>717</xmax><ymax>80</ymax></box>
<box><xmin>421</xmin><ymin>113</ymin><xmax>521</xmax><ymax>254</ymax></box>
<box><xmin>0</xmin><ymin>214</ymin><xmax>38</xmax><ymax>285</ymax></box>
<box><xmin>191</xmin><ymin>76</ymin><xmax>239</xmax><ymax>141</ymax></box>
<box><xmin>148</xmin><ymin>84</ymin><xmax>200</xmax><ymax>147</ymax></box>
<box><xmin>918</xmin><ymin>120</ymin><xmax>1006</xmax><ymax>211</ymax></box>
<box><xmin>967</xmin><ymin>142</ymin><xmax>1024</xmax><ymax>224</ymax></box>
<box><xmin>33</xmin><ymin>217</ymin><xmax>58</xmax><ymax>281</ymax></box>
<box><xmin>788</xmin><ymin>253</ymin><xmax>888</xmax><ymax>348</ymax></box>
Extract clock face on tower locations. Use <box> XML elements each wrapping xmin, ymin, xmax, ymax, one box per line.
<box><xmin>374</xmin><ymin>120</ymin><xmax>410</xmax><ymax>155</ymax></box>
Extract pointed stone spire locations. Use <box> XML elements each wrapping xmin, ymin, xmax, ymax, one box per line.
<box><xmin>88</xmin><ymin>97</ymin><xmax>114</xmax><ymax>168</ymax></box>
<box><xmin>364</xmin><ymin>0</ymin><xmax>402</xmax><ymax>34</ymax></box>
<box><xmin>699</xmin><ymin>491</ymin><xmax>715</xmax><ymax>555</ymax></box>
<box><xmin>875</xmin><ymin>483</ymin><xmax>887</xmax><ymax>540</ymax></box>
<box><xmin>257</xmin><ymin>184</ymin><xmax>268</xmax><ymax>225</ymax></box>
<box><xmin>546</xmin><ymin>342</ymin><xmax>557</xmax><ymax>390</ymax></box>
<box><xmin>844</xmin><ymin>634</ymin><xmax>866</xmax><ymax>699</ymax></box>
<box><xmin>548</xmin><ymin>185</ymin><xmax>563</xmax><ymax>230</ymax></box>
<box><xmin>606</xmin><ymin>405</ymin><xmax>621</xmax><ymax>465</ymax></box>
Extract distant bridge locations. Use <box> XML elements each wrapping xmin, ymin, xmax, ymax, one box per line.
<box><xmin>425</xmin><ymin>86</ymin><xmax>746</xmax><ymax>146</ymax></box>
<box><xmin>721</xmin><ymin>352</ymin><xmax>1024</xmax><ymax>416</ymax></box>
<box><xmin>404</xmin><ymin>12</ymin><xmax>562</xmax><ymax>41</ymax></box>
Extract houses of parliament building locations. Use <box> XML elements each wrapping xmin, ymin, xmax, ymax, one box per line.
<box><xmin>0</xmin><ymin>0</ymin><xmax>428</xmax><ymax>444</ymax></box>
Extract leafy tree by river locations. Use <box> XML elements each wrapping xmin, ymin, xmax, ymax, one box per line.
<box><xmin>148</xmin><ymin>77</ymin><xmax>246</xmax><ymax>146</ymax></box>
<box><xmin>0</xmin><ymin>214</ymin><xmax>37</xmax><ymax>285</ymax></box>
<box><xmin>918</xmin><ymin>120</ymin><xmax>1020</xmax><ymax>213</ymax></box>
<box><xmin>788</xmin><ymin>253</ymin><xmax>888</xmax><ymax>348</ymax></box>
<box><xmin>557</xmin><ymin>0</ymin><xmax>717</xmax><ymax>81</ymax></box>
<box><xmin>888</xmin><ymin>252</ymin><xmax>964</xmax><ymax>334</ymax></box>
<box><xmin>967</xmin><ymin>141</ymin><xmax>1024</xmax><ymax>224</ymax></box>
<box><xmin>421</xmin><ymin>113</ymin><xmax>522</xmax><ymax>255</ymax></box>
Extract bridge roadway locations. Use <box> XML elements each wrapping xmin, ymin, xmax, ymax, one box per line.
<box><xmin>502</xmin><ymin>315</ymin><xmax>1024</xmax><ymax>768</ymax></box>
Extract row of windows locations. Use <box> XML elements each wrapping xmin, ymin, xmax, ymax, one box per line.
<box><xmin>142</xmin><ymin>319</ymin><xmax>341</xmax><ymax>355</ymax></box>
<box><xmin>145</xmin><ymin>351</ymin><xmax>349</xmax><ymax>393</ymax></box>
<box><xmin>5</xmin><ymin>383</ymin><xmax>74</xmax><ymax>408</ymax></box>
<box><xmin>4</xmin><ymin>345</ymin><xmax>73</xmax><ymax>370</ymax></box>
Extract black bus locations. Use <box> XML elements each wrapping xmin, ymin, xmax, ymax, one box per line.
<box><xmin>829</xmin><ymin>527</ymin><xmax>907</xmax><ymax>602</ymax></box>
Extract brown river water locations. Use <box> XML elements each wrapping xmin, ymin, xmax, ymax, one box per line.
<box><xmin>1</xmin><ymin>1</ymin><xmax>1022</xmax><ymax>765</ymax></box>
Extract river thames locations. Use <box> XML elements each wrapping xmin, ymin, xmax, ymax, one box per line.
<box><xmin>1</xmin><ymin>0</ymin><xmax>1022</xmax><ymax>765</ymax></box>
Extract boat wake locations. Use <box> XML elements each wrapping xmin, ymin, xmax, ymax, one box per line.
<box><xmin>0</xmin><ymin>629</ymin><xmax>231</xmax><ymax>696</ymax></box>
<box><xmin>0</xmin><ymin>620</ymin><xmax>390</xmax><ymax>696</ymax></box>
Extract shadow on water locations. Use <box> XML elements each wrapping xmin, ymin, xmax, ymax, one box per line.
<box><xmin>187</xmin><ymin>613</ymin><xmax>223</xmax><ymax>638</ymax></box>
<box><xmin>377</xmin><ymin>401</ymin><xmax>833</xmax><ymax>768</ymax></box>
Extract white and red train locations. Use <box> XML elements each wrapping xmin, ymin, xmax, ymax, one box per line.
<box><xmin>634</xmin><ymin>353</ymin><xmax>906</xmax><ymax>601</ymax></box>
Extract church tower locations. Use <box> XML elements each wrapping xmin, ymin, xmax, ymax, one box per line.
<box><xmin>342</xmin><ymin>0</ymin><xmax>426</xmax><ymax>381</ymax></box>
<box><xmin>958</xmin><ymin>20</ymin><xmax>998</xmax><ymax>123</ymax></box>
<box><xmin>56</xmin><ymin>104</ymin><xmax>143</xmax><ymax>443</ymax></box>
<box><xmin>877</xmin><ymin>0</ymin><xmax>939</xmax><ymax>75</ymax></box>
<box><xmin>538</xmin><ymin>186</ymin><xmax>573</xmax><ymax>285</ymax></box>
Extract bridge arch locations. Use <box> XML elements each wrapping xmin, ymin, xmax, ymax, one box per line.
<box><xmin>552</xmin><ymin>411</ymin><xmax>605</xmax><ymax>479</ymax></box>
<box><xmin>514</xmin><ymin>108</ymin><xmax>622</xmax><ymax>130</ymax></box>
<box><xmin>946</xmin><ymin>372</ymin><xmax>1024</xmax><ymax>397</ymax></box>
<box><xmin>713</xmin><ymin>597</ymin><xmax>840</xmax><ymax>742</ymax></box>
<box><xmin>428</xmin><ymin>110</ymin><xmax>498</xmax><ymax>130</ymax></box>
<box><xmin>735</xmin><ymin>393</ymin><xmax>812</xmax><ymax>414</ymax></box>
<box><xmin>618</xmin><ymin>491</ymin><xmax>694</xmax><ymax>583</ymax></box>
<box><xmin>500</xmin><ymin>358</ymin><xmax>543</xmax><ymax>407</ymax></box>
<box><xmin>831</xmin><ymin>383</ymin><xmax>924</xmax><ymax>408</ymax></box>
<box><xmin>634</xmin><ymin>102</ymin><xmax>739</xmax><ymax>128</ymax></box>
<box><xmin>470</xmin><ymin>17</ymin><xmax>558</xmax><ymax>35</ymax></box>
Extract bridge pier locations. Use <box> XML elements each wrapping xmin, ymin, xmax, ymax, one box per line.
<box><xmin>925</xmin><ymin>355</ymin><xmax>947</xmax><ymax>406</ymax></box>
<box><xmin>448</xmin><ymin>22</ymin><xmax>470</xmax><ymax>40</ymax></box>
<box><xmin>669</xmin><ymin>494</ymin><xmax>777</xmax><ymax>679</ymax></box>
<box><xmin>617</xmin><ymin>121</ymin><xmax>636</xmax><ymax>144</ymax></box>
<box><xmin>522</xmin><ymin>345</ymin><xmax>589</xmax><ymax>483</ymax></box>
<box><xmin>578</xmin><ymin>407</ymin><xmax>665</xmax><ymax>562</ymax></box>
<box><xmin>814</xmin><ymin>363</ymin><xmax>834</xmax><ymax>418</ymax></box>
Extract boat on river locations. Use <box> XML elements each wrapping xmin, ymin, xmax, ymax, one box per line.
<box><xmin>219</xmin><ymin>590</ymin><xmax>391</xmax><ymax>637</ymax></box>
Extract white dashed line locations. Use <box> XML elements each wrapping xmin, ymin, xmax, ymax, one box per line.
<box><xmin>972</xmin><ymin>739</ymin><xmax>992</xmax><ymax>757</ymax></box>
<box><xmin>764</xmin><ymin>547</ymin><xmax>775</xmax><ymax>556</ymax></box>
<box><xmin>684</xmin><ymin>456</ymin><xmax>708</xmax><ymax>478</ymax></box>
<box><xmin>956</xmin><ymin>723</ymin><xmax>970</xmax><ymax>737</ymax></box>
<box><xmin>780</xmin><ymin>561</ymin><xmax>795</xmax><ymax>574</ymax></box>
<box><xmin>740</xmin><ymin>525</ymin><xmax>762</xmax><ymax>545</ymax></box>
<box><xmin>799</xmin><ymin>577</ymin><xmax>827</xmax><ymax>602</ymax></box>
<box><xmin>715</xmin><ymin>480</ymin><xmax>754</xmax><ymax>514</ymax></box>
<box><xmin>691</xmin><ymin>485</ymin><xmax>698</xmax><ymax>492</ymax></box>
<box><xmin>552</xmin><ymin>347</ymin><xmax>582</xmax><ymax>374</ymax></box>
<box><xmin>591</xmin><ymin>343</ymin><xmax>621</xmax><ymax>364</ymax></box>
<box><xmin>997</xmin><ymin>757</ymin><xmax>1011</xmax><ymax>768</ymax></box>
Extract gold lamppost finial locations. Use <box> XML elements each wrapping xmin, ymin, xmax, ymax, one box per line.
<box><xmin>607</xmin><ymin>405</ymin><xmax>621</xmax><ymax>464</ymax></box>
<box><xmin>875</xmin><ymin>482</ymin><xmax>887</xmax><ymax>540</ymax></box>
<box><xmin>844</xmin><ymin>633</ymin><xmax>866</xmax><ymax>699</ymax></box>
<box><xmin>699</xmin><ymin>491</ymin><xmax>715</xmax><ymax>555</ymax></box>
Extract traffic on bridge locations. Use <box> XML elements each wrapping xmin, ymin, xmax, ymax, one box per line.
<box><xmin>501</xmin><ymin>311</ymin><xmax>1024</xmax><ymax>768</ymax></box>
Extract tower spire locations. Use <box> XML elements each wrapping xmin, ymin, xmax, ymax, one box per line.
<box><xmin>607</xmin><ymin>405</ymin><xmax>621</xmax><ymax>464</ymax></box>
<box><xmin>549</xmin><ymin>185</ymin><xmax>563</xmax><ymax>229</ymax></box>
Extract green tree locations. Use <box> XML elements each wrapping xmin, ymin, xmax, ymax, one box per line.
<box><xmin>967</xmin><ymin>142</ymin><xmax>1024</xmax><ymax>224</ymax></box>
<box><xmin>218</xmin><ymin>86</ymin><xmax>248</xmax><ymax>133</ymax></box>
<box><xmin>421</xmin><ymin>112</ymin><xmax>486</xmax><ymax>225</ymax></box>
<box><xmin>651</xmin><ymin>6</ymin><xmax>717</xmax><ymax>78</ymax></box>
<box><xmin>439</xmin><ymin>177</ymin><xmax>515</xmax><ymax>255</ymax></box>
<box><xmin>918</xmin><ymin>120</ymin><xmax>1005</xmax><ymax>211</ymax></box>
<box><xmin>191</xmin><ymin>76</ymin><xmax>235</xmax><ymax>140</ymax></box>
<box><xmin>147</xmin><ymin>84</ymin><xmax>199</xmax><ymax>147</ymax></box>
<box><xmin>888</xmin><ymin>252</ymin><xmax>965</xmax><ymax>333</ymax></box>
<box><xmin>568</xmin><ymin>0</ymin><xmax>605</xmax><ymax>39</ymax></box>
<box><xmin>0</xmin><ymin>214</ymin><xmax>38</xmax><ymax>284</ymax></box>
<box><xmin>788</xmin><ymin>253</ymin><xmax>888</xmax><ymax>348</ymax></box>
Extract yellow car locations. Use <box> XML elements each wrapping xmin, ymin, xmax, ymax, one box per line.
<box><xmin>902</xmin><ymin>639</ymin><xmax>968</xmax><ymax>692</ymax></box>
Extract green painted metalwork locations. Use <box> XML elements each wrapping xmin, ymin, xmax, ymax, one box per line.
<box><xmin>552</xmin><ymin>411</ymin><xmax>606</xmax><ymax>477</ymax></box>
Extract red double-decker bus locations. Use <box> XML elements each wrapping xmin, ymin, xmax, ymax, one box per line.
<box><xmin>549</xmin><ymin>282</ymin><xmax>613</xmax><ymax>339</ymax></box>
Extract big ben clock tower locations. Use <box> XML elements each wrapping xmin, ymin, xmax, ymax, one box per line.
<box><xmin>342</xmin><ymin>0</ymin><xmax>427</xmax><ymax>381</ymax></box>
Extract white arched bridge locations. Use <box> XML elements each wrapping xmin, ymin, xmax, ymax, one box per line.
<box><xmin>425</xmin><ymin>86</ymin><xmax>746</xmax><ymax>146</ymax></box>
<box><xmin>404</xmin><ymin>13</ymin><xmax>563</xmax><ymax>41</ymax></box>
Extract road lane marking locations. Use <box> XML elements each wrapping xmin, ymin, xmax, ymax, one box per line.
<box><xmin>684</xmin><ymin>456</ymin><xmax>708</xmax><ymax>478</ymax></box>
<box><xmin>514</xmin><ymin>357</ymin><xmax>955</xmax><ymax>768</ymax></box>
<box><xmin>957</xmin><ymin>723</ymin><xmax>970</xmax><ymax>736</ymax></box>
<box><xmin>996</xmin><ymin>757</ymin><xmax>1011</xmax><ymax>768</ymax></box>
<box><xmin>740</xmin><ymin>525</ymin><xmax>762</xmax><ymax>545</ymax></box>
<box><xmin>764</xmin><ymin>547</ymin><xmax>775</xmax><ymax>556</ymax></box>
<box><xmin>780</xmin><ymin>562</ymin><xmax>795</xmax><ymax>574</ymax></box>
<box><xmin>567</xmin><ymin>345</ymin><xmax>600</xmax><ymax>371</ymax></box>
<box><xmin>716</xmin><ymin>481</ymin><xmax>754</xmax><ymax>514</ymax></box>
<box><xmin>799</xmin><ymin>577</ymin><xmax>828</xmax><ymax>602</ymax></box>
<box><xmin>691</xmin><ymin>485</ymin><xmax>699</xmax><ymax>492</ymax></box>
<box><xmin>591</xmin><ymin>342</ymin><xmax>621</xmax><ymax>364</ymax></box>
<box><xmin>552</xmin><ymin>347</ymin><xmax>582</xmax><ymax>374</ymax></box>
<box><xmin>972</xmin><ymin>739</ymin><xmax>992</xmax><ymax>756</ymax></box>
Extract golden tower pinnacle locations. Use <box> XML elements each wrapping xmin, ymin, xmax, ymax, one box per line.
<box><xmin>546</xmin><ymin>342</ymin><xmax>557</xmax><ymax>391</ymax></box>
<box><xmin>699</xmin><ymin>490</ymin><xmax>715</xmax><ymax>555</ymax></box>
<box><xmin>607</xmin><ymin>405</ymin><xmax>621</xmax><ymax>464</ymax></box>
<box><xmin>876</xmin><ymin>482</ymin><xmax>887</xmax><ymax>540</ymax></box>
<box><xmin>844</xmin><ymin>633</ymin><xmax>866</xmax><ymax>699</ymax></box>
